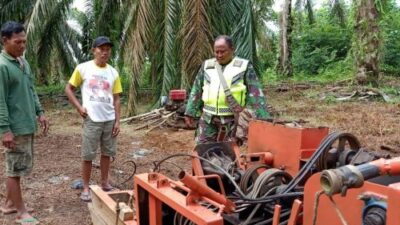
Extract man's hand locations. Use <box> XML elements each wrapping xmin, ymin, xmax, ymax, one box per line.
<box><xmin>78</xmin><ymin>106</ymin><xmax>88</xmax><ymax>118</ymax></box>
<box><xmin>112</xmin><ymin>121</ymin><xmax>120</xmax><ymax>137</ymax></box>
<box><xmin>184</xmin><ymin>116</ymin><xmax>194</xmax><ymax>127</ymax></box>
<box><xmin>38</xmin><ymin>115</ymin><xmax>50</xmax><ymax>135</ymax></box>
<box><xmin>2</xmin><ymin>131</ymin><xmax>16</xmax><ymax>149</ymax></box>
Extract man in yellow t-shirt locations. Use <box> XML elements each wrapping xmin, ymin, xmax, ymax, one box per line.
<box><xmin>65</xmin><ymin>36</ymin><xmax>122</xmax><ymax>202</ymax></box>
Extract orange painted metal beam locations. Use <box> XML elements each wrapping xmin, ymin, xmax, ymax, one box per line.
<box><xmin>179</xmin><ymin>172</ymin><xmax>236</xmax><ymax>213</ymax></box>
<box><xmin>196</xmin><ymin>174</ymin><xmax>226</xmax><ymax>196</ymax></box>
<box><xmin>134</xmin><ymin>173</ymin><xmax>224</xmax><ymax>225</ymax></box>
<box><xmin>287</xmin><ymin>199</ymin><xmax>302</xmax><ymax>225</ymax></box>
<box><xmin>272</xmin><ymin>204</ymin><xmax>282</xmax><ymax>225</ymax></box>
<box><xmin>148</xmin><ymin>194</ymin><xmax>162</xmax><ymax>225</ymax></box>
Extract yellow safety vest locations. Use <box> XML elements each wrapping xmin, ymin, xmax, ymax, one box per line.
<box><xmin>202</xmin><ymin>57</ymin><xmax>248</xmax><ymax>116</ymax></box>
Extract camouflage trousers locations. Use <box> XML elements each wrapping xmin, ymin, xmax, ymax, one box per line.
<box><xmin>5</xmin><ymin>134</ymin><xmax>34</xmax><ymax>177</ymax></box>
<box><xmin>195</xmin><ymin>115</ymin><xmax>236</xmax><ymax>144</ymax></box>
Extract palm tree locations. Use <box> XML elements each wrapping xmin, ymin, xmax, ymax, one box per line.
<box><xmin>1</xmin><ymin>0</ymin><xmax>274</xmax><ymax>115</ymax></box>
<box><xmin>0</xmin><ymin>0</ymin><xmax>82</xmax><ymax>85</ymax></box>
<box><xmin>353</xmin><ymin>0</ymin><xmax>383</xmax><ymax>85</ymax></box>
<box><xmin>277</xmin><ymin>0</ymin><xmax>293</xmax><ymax>76</ymax></box>
<box><xmin>122</xmin><ymin>0</ymin><xmax>269</xmax><ymax>115</ymax></box>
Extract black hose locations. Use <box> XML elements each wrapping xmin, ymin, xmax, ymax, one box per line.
<box><xmin>117</xmin><ymin>160</ymin><xmax>137</xmax><ymax>187</ymax></box>
<box><xmin>153</xmin><ymin>132</ymin><xmax>354</xmax><ymax>203</ymax></box>
<box><xmin>241</xmin><ymin>187</ymin><xmax>278</xmax><ymax>225</ymax></box>
<box><xmin>281</xmin><ymin>132</ymin><xmax>346</xmax><ymax>194</ymax></box>
<box><xmin>236</xmin><ymin>192</ymin><xmax>304</xmax><ymax>205</ymax></box>
<box><xmin>236</xmin><ymin>132</ymin><xmax>345</xmax><ymax>204</ymax></box>
<box><xmin>153</xmin><ymin>153</ymin><xmax>247</xmax><ymax>197</ymax></box>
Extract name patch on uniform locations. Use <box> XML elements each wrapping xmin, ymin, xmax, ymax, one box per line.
<box><xmin>205</xmin><ymin>61</ymin><xmax>216</xmax><ymax>69</ymax></box>
<box><xmin>233</xmin><ymin>60</ymin><xmax>243</xmax><ymax>67</ymax></box>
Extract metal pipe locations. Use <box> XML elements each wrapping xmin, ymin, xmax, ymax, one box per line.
<box><xmin>320</xmin><ymin>157</ymin><xmax>400</xmax><ymax>196</ymax></box>
<box><xmin>178</xmin><ymin>171</ymin><xmax>236</xmax><ymax>213</ymax></box>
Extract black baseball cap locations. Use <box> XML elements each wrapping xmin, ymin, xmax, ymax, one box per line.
<box><xmin>92</xmin><ymin>36</ymin><xmax>113</xmax><ymax>48</ymax></box>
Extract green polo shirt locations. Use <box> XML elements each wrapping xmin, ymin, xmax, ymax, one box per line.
<box><xmin>0</xmin><ymin>50</ymin><xmax>44</xmax><ymax>135</ymax></box>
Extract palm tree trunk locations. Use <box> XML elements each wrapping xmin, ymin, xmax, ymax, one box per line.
<box><xmin>354</xmin><ymin>0</ymin><xmax>380</xmax><ymax>85</ymax></box>
<box><xmin>278</xmin><ymin>0</ymin><xmax>293</xmax><ymax>77</ymax></box>
<box><xmin>37</xmin><ymin>69</ymin><xmax>49</xmax><ymax>86</ymax></box>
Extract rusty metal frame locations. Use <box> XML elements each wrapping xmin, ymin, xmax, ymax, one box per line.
<box><xmin>134</xmin><ymin>173</ymin><xmax>224</xmax><ymax>225</ymax></box>
<box><xmin>248</xmin><ymin>120</ymin><xmax>329</xmax><ymax>177</ymax></box>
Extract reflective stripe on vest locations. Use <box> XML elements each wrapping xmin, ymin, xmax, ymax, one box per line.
<box><xmin>202</xmin><ymin>57</ymin><xmax>248</xmax><ymax>116</ymax></box>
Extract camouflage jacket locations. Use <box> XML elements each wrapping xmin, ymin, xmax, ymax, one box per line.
<box><xmin>185</xmin><ymin>60</ymin><xmax>270</xmax><ymax>124</ymax></box>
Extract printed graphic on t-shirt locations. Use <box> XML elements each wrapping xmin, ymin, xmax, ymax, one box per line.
<box><xmin>88</xmin><ymin>75</ymin><xmax>111</xmax><ymax>103</ymax></box>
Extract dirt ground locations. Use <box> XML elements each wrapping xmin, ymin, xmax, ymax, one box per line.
<box><xmin>1</xmin><ymin>84</ymin><xmax>400</xmax><ymax>224</ymax></box>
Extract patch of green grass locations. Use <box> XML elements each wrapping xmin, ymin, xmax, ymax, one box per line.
<box><xmin>380</xmin><ymin>86</ymin><xmax>400</xmax><ymax>95</ymax></box>
<box><xmin>36</xmin><ymin>83</ymin><xmax>66</xmax><ymax>95</ymax></box>
<box><xmin>323</xmin><ymin>95</ymin><xmax>338</xmax><ymax>104</ymax></box>
<box><xmin>378</xmin><ymin>86</ymin><xmax>400</xmax><ymax>104</ymax></box>
<box><xmin>261</xmin><ymin>68</ymin><xmax>282</xmax><ymax>85</ymax></box>
<box><xmin>304</xmin><ymin>89</ymin><xmax>321</xmax><ymax>98</ymax></box>
<box><xmin>262</xmin><ymin>60</ymin><xmax>353</xmax><ymax>85</ymax></box>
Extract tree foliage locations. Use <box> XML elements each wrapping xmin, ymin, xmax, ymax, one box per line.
<box><xmin>292</xmin><ymin>18</ymin><xmax>351</xmax><ymax>74</ymax></box>
<box><xmin>122</xmin><ymin>0</ymin><xmax>269</xmax><ymax>115</ymax></box>
<box><xmin>0</xmin><ymin>0</ymin><xmax>81</xmax><ymax>84</ymax></box>
<box><xmin>380</xmin><ymin>1</ymin><xmax>400</xmax><ymax>74</ymax></box>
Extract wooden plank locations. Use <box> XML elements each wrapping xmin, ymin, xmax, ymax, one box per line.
<box><xmin>88</xmin><ymin>203</ymin><xmax>108</xmax><ymax>225</ymax></box>
<box><xmin>89</xmin><ymin>185</ymin><xmax>136</xmax><ymax>225</ymax></box>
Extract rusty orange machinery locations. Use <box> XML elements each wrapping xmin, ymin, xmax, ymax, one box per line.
<box><xmin>192</xmin><ymin>120</ymin><xmax>329</xmax><ymax>177</ymax></box>
<box><xmin>133</xmin><ymin>171</ymin><xmax>237</xmax><ymax>225</ymax></box>
<box><xmin>303</xmin><ymin>157</ymin><xmax>400</xmax><ymax>225</ymax></box>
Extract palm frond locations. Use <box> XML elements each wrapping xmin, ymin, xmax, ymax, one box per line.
<box><xmin>95</xmin><ymin>0</ymin><xmax>121</xmax><ymax>37</ymax></box>
<box><xmin>0</xmin><ymin>0</ymin><xmax>34</xmax><ymax>24</ymax></box>
<box><xmin>125</xmin><ymin>0</ymin><xmax>156</xmax><ymax>115</ymax></box>
<box><xmin>35</xmin><ymin>2</ymin><xmax>70</xmax><ymax>61</ymax></box>
<box><xmin>232</xmin><ymin>0</ymin><xmax>258</xmax><ymax>67</ymax></box>
<box><xmin>180</xmin><ymin>0</ymin><xmax>213</xmax><ymax>88</ymax></box>
<box><xmin>115</xmin><ymin>3</ymin><xmax>137</xmax><ymax>67</ymax></box>
<box><xmin>208</xmin><ymin>0</ymin><xmax>242</xmax><ymax>35</ymax></box>
<box><xmin>80</xmin><ymin>14</ymin><xmax>95</xmax><ymax>60</ymax></box>
<box><xmin>26</xmin><ymin>0</ymin><xmax>57</xmax><ymax>39</ymax></box>
<box><xmin>26</xmin><ymin>0</ymin><xmax>74</xmax><ymax>84</ymax></box>
<box><xmin>54</xmin><ymin>22</ymin><xmax>82</xmax><ymax>72</ymax></box>
<box><xmin>159</xmin><ymin>0</ymin><xmax>180</xmax><ymax>100</ymax></box>
<box><xmin>148</xmin><ymin>2</ymin><xmax>165</xmax><ymax>95</ymax></box>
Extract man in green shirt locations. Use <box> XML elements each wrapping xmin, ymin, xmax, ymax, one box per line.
<box><xmin>0</xmin><ymin>21</ymin><xmax>49</xmax><ymax>224</ymax></box>
<box><xmin>185</xmin><ymin>35</ymin><xmax>269</xmax><ymax>144</ymax></box>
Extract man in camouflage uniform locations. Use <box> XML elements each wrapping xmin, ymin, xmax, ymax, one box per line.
<box><xmin>184</xmin><ymin>35</ymin><xmax>269</xmax><ymax>144</ymax></box>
